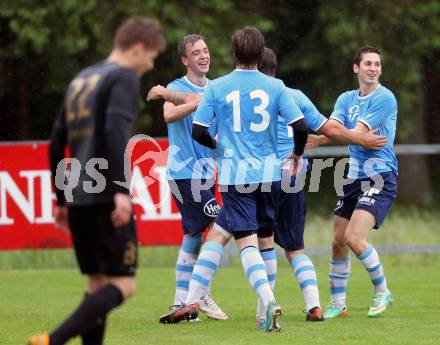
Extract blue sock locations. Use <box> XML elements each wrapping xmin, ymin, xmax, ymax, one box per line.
<box><xmin>174</xmin><ymin>235</ymin><xmax>202</xmax><ymax>305</ymax></box>
<box><xmin>186</xmin><ymin>241</ymin><xmax>223</xmax><ymax>304</ymax></box>
<box><xmin>257</xmin><ymin>248</ymin><xmax>277</xmax><ymax>318</ymax></box>
<box><xmin>358</xmin><ymin>244</ymin><xmax>387</xmax><ymax>293</ymax></box>
<box><xmin>241</xmin><ymin>246</ymin><xmax>274</xmax><ymax>308</ymax></box>
<box><xmin>291</xmin><ymin>254</ymin><xmax>320</xmax><ymax>311</ymax></box>
<box><xmin>329</xmin><ymin>255</ymin><xmax>350</xmax><ymax>308</ymax></box>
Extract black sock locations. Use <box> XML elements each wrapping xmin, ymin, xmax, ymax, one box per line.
<box><xmin>81</xmin><ymin>293</ymin><xmax>107</xmax><ymax>345</ymax></box>
<box><xmin>49</xmin><ymin>284</ymin><xmax>123</xmax><ymax>345</ymax></box>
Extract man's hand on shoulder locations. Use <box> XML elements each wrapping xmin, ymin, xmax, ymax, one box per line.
<box><xmin>360</xmin><ymin>128</ymin><xmax>387</xmax><ymax>150</ymax></box>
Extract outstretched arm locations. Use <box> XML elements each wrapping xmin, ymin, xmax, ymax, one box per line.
<box><xmin>307</xmin><ymin>119</ymin><xmax>387</xmax><ymax>149</ymax></box>
<box><xmin>146</xmin><ymin>85</ymin><xmax>202</xmax><ymax>123</ymax></box>
<box><xmin>146</xmin><ymin>85</ymin><xmax>201</xmax><ymax>105</ymax></box>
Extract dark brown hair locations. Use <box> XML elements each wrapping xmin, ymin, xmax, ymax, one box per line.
<box><xmin>353</xmin><ymin>46</ymin><xmax>381</xmax><ymax>65</ymax></box>
<box><xmin>113</xmin><ymin>16</ymin><xmax>166</xmax><ymax>52</ymax></box>
<box><xmin>232</xmin><ymin>26</ymin><xmax>265</xmax><ymax>66</ymax></box>
<box><xmin>177</xmin><ymin>34</ymin><xmax>205</xmax><ymax>58</ymax></box>
<box><xmin>258</xmin><ymin>47</ymin><xmax>278</xmax><ymax>76</ymax></box>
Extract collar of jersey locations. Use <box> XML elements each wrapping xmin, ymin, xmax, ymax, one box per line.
<box><xmin>183</xmin><ymin>75</ymin><xmax>208</xmax><ymax>90</ymax></box>
<box><xmin>357</xmin><ymin>83</ymin><xmax>381</xmax><ymax>100</ymax></box>
<box><xmin>234</xmin><ymin>68</ymin><xmax>259</xmax><ymax>72</ymax></box>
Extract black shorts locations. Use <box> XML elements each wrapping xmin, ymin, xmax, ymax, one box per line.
<box><xmin>68</xmin><ymin>203</ymin><xmax>138</xmax><ymax>276</ymax></box>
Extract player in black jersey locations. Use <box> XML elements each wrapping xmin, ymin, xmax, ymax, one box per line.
<box><xmin>27</xmin><ymin>17</ymin><xmax>165</xmax><ymax>345</ymax></box>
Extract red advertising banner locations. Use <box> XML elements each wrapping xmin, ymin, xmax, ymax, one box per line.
<box><xmin>0</xmin><ymin>139</ymin><xmax>185</xmax><ymax>250</ymax></box>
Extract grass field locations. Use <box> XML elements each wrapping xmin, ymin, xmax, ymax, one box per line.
<box><xmin>1</xmin><ymin>253</ymin><xmax>439</xmax><ymax>345</ymax></box>
<box><xmin>1</xmin><ymin>206</ymin><xmax>439</xmax><ymax>271</ymax></box>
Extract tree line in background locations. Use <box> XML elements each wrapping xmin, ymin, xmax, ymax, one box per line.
<box><xmin>1</xmin><ymin>0</ymin><xmax>439</xmax><ymax>206</ymax></box>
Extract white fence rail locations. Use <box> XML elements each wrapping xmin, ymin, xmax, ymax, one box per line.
<box><xmin>306</xmin><ymin>144</ymin><xmax>440</xmax><ymax>157</ymax></box>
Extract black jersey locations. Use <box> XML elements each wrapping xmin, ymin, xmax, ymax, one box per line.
<box><xmin>49</xmin><ymin>61</ymin><xmax>140</xmax><ymax>206</ymax></box>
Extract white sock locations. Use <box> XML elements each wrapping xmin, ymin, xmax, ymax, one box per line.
<box><xmin>174</xmin><ymin>235</ymin><xmax>202</xmax><ymax>305</ymax></box>
<box><xmin>329</xmin><ymin>255</ymin><xmax>351</xmax><ymax>308</ymax></box>
<box><xmin>291</xmin><ymin>253</ymin><xmax>320</xmax><ymax>312</ymax></box>
<box><xmin>185</xmin><ymin>241</ymin><xmax>223</xmax><ymax>304</ymax></box>
<box><xmin>358</xmin><ymin>245</ymin><xmax>387</xmax><ymax>293</ymax></box>
<box><xmin>257</xmin><ymin>248</ymin><xmax>277</xmax><ymax>318</ymax></box>
<box><xmin>240</xmin><ymin>246</ymin><xmax>274</xmax><ymax>309</ymax></box>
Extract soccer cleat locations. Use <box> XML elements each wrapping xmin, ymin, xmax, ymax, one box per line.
<box><xmin>159</xmin><ymin>303</ymin><xmax>199</xmax><ymax>324</ymax></box>
<box><xmin>323</xmin><ymin>304</ymin><xmax>349</xmax><ymax>319</ymax></box>
<box><xmin>255</xmin><ymin>315</ymin><xmax>266</xmax><ymax>329</ymax></box>
<box><xmin>199</xmin><ymin>294</ymin><xmax>228</xmax><ymax>320</ymax></box>
<box><xmin>265</xmin><ymin>301</ymin><xmax>282</xmax><ymax>332</ymax></box>
<box><xmin>27</xmin><ymin>333</ymin><xmax>49</xmax><ymax>345</ymax></box>
<box><xmin>367</xmin><ymin>289</ymin><xmax>393</xmax><ymax>318</ymax></box>
<box><xmin>159</xmin><ymin>305</ymin><xmax>180</xmax><ymax>324</ymax></box>
<box><xmin>306</xmin><ymin>306</ymin><xmax>324</xmax><ymax>321</ymax></box>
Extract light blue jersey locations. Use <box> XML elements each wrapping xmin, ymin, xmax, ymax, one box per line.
<box><xmin>166</xmin><ymin>76</ymin><xmax>216</xmax><ymax>180</ymax></box>
<box><xmin>194</xmin><ymin>69</ymin><xmax>303</xmax><ymax>185</ymax></box>
<box><xmin>330</xmin><ymin>84</ymin><xmax>398</xmax><ymax>179</ymax></box>
<box><xmin>278</xmin><ymin>88</ymin><xmax>327</xmax><ymax>161</ymax></box>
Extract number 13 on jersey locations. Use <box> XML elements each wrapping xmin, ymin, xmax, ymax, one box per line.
<box><xmin>226</xmin><ymin>89</ymin><xmax>270</xmax><ymax>133</ymax></box>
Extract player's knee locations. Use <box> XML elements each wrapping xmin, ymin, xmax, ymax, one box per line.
<box><xmin>285</xmin><ymin>249</ymin><xmax>304</xmax><ymax>262</ymax></box>
<box><xmin>87</xmin><ymin>274</ymin><xmax>108</xmax><ymax>293</ymax></box>
<box><xmin>332</xmin><ymin>239</ymin><xmax>346</xmax><ymax>254</ymax></box>
<box><xmin>123</xmin><ymin>281</ymin><xmax>136</xmax><ymax>299</ymax></box>
<box><xmin>344</xmin><ymin>232</ymin><xmax>359</xmax><ymax>250</ymax></box>
<box><xmin>206</xmin><ymin>225</ymin><xmax>232</xmax><ymax>245</ymax></box>
<box><xmin>109</xmin><ymin>277</ymin><xmax>136</xmax><ymax>300</ymax></box>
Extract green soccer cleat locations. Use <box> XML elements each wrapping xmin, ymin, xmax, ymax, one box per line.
<box><xmin>367</xmin><ymin>289</ymin><xmax>393</xmax><ymax>318</ymax></box>
<box><xmin>265</xmin><ymin>301</ymin><xmax>282</xmax><ymax>332</ymax></box>
<box><xmin>323</xmin><ymin>304</ymin><xmax>349</xmax><ymax>319</ymax></box>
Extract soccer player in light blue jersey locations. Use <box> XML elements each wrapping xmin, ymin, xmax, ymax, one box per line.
<box><xmin>156</xmin><ymin>46</ymin><xmax>388</xmax><ymax>329</ymax></box>
<box><xmin>161</xmin><ymin>27</ymin><xmax>309</xmax><ymax>332</ymax></box>
<box><xmin>255</xmin><ymin>47</ymin><xmax>388</xmax><ymax>327</ymax></box>
<box><xmin>147</xmin><ymin>34</ymin><xmax>227</xmax><ymax>322</ymax></box>
<box><xmin>309</xmin><ymin>46</ymin><xmax>398</xmax><ymax>318</ymax></box>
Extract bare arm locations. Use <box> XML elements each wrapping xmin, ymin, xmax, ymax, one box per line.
<box><xmin>162</xmin><ymin>100</ymin><xmax>199</xmax><ymax>123</ymax></box>
<box><xmin>146</xmin><ymin>85</ymin><xmax>202</xmax><ymax>123</ymax></box>
<box><xmin>308</xmin><ymin>119</ymin><xmax>387</xmax><ymax>149</ymax></box>
<box><xmin>146</xmin><ymin>85</ymin><xmax>201</xmax><ymax>105</ymax></box>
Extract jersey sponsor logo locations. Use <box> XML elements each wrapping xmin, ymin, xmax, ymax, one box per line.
<box><xmin>363</xmin><ymin>187</ymin><xmax>381</xmax><ymax>197</ymax></box>
<box><xmin>203</xmin><ymin>198</ymin><xmax>220</xmax><ymax>217</ymax></box>
<box><xmin>358</xmin><ymin>196</ymin><xmax>376</xmax><ymax>205</ymax></box>
<box><xmin>348</xmin><ymin>104</ymin><xmax>360</xmax><ymax>122</ymax></box>
<box><xmin>334</xmin><ymin>199</ymin><xmax>344</xmax><ymax>211</ymax></box>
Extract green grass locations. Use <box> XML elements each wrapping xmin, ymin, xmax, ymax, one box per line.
<box><xmin>1</xmin><ymin>255</ymin><xmax>439</xmax><ymax>345</ymax></box>
<box><xmin>1</xmin><ymin>206</ymin><xmax>439</xmax><ymax>270</ymax></box>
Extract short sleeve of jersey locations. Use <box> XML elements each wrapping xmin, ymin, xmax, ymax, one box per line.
<box><xmin>330</xmin><ymin>93</ymin><xmax>348</xmax><ymax>126</ymax></box>
<box><xmin>167</xmin><ymin>80</ymin><xmax>180</xmax><ymax>92</ymax></box>
<box><xmin>296</xmin><ymin>90</ymin><xmax>327</xmax><ymax>131</ymax></box>
<box><xmin>278</xmin><ymin>82</ymin><xmax>303</xmax><ymax>123</ymax></box>
<box><xmin>193</xmin><ymin>82</ymin><xmax>215</xmax><ymax>127</ymax></box>
<box><xmin>358</xmin><ymin>92</ymin><xmax>397</xmax><ymax>130</ymax></box>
